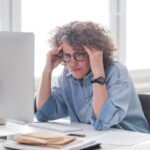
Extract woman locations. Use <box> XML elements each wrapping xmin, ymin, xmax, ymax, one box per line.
<box><xmin>35</xmin><ymin>21</ymin><xmax>150</xmax><ymax>133</ymax></box>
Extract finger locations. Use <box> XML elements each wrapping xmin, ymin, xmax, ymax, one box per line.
<box><xmin>84</xmin><ymin>46</ymin><xmax>103</xmax><ymax>54</ymax></box>
<box><xmin>46</xmin><ymin>49</ymin><xmax>58</xmax><ymax>59</ymax></box>
<box><xmin>51</xmin><ymin>47</ymin><xmax>60</xmax><ymax>55</ymax></box>
<box><xmin>55</xmin><ymin>45</ymin><xmax>63</xmax><ymax>54</ymax></box>
<box><xmin>90</xmin><ymin>47</ymin><xmax>98</xmax><ymax>52</ymax></box>
<box><xmin>58</xmin><ymin>44</ymin><xmax>63</xmax><ymax>51</ymax></box>
<box><xmin>83</xmin><ymin>46</ymin><xmax>92</xmax><ymax>55</ymax></box>
<box><xmin>50</xmin><ymin>45</ymin><xmax>63</xmax><ymax>56</ymax></box>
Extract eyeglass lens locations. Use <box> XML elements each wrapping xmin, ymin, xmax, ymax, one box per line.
<box><xmin>63</xmin><ymin>52</ymin><xmax>86</xmax><ymax>62</ymax></box>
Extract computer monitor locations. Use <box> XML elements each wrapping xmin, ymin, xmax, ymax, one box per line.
<box><xmin>0</xmin><ymin>32</ymin><xmax>34</xmax><ymax>123</ymax></box>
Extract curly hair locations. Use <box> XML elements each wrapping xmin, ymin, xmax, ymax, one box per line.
<box><xmin>49</xmin><ymin>21</ymin><xmax>116</xmax><ymax>69</ymax></box>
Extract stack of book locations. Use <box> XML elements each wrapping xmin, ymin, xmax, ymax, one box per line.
<box><xmin>3</xmin><ymin>132</ymin><xmax>100</xmax><ymax>150</ymax></box>
<box><xmin>14</xmin><ymin>132</ymin><xmax>76</xmax><ymax>148</ymax></box>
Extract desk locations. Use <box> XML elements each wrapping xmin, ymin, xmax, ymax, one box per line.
<box><xmin>1</xmin><ymin>121</ymin><xmax>150</xmax><ymax>150</ymax></box>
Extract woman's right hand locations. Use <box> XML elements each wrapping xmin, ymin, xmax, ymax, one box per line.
<box><xmin>43</xmin><ymin>46</ymin><xmax>63</xmax><ymax>74</ymax></box>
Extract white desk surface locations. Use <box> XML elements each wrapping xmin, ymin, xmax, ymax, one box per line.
<box><xmin>1</xmin><ymin>121</ymin><xmax>150</xmax><ymax>150</ymax></box>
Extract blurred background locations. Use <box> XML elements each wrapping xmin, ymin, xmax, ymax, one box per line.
<box><xmin>0</xmin><ymin>0</ymin><xmax>150</xmax><ymax>93</ymax></box>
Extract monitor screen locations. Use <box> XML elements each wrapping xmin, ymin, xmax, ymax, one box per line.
<box><xmin>0</xmin><ymin>32</ymin><xmax>34</xmax><ymax>123</ymax></box>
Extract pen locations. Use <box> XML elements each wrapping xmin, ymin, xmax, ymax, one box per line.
<box><xmin>80</xmin><ymin>143</ymin><xmax>101</xmax><ymax>150</ymax></box>
<box><xmin>67</xmin><ymin>133</ymin><xmax>86</xmax><ymax>137</ymax></box>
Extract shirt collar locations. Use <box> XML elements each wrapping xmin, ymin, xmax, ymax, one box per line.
<box><xmin>65</xmin><ymin>62</ymin><xmax>113</xmax><ymax>84</ymax></box>
<box><xmin>66</xmin><ymin>69</ymin><xmax>72</xmax><ymax>77</ymax></box>
<box><xmin>66</xmin><ymin>68</ymin><xmax>93</xmax><ymax>84</ymax></box>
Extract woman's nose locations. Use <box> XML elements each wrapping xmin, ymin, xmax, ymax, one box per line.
<box><xmin>69</xmin><ymin>56</ymin><xmax>78</xmax><ymax>66</ymax></box>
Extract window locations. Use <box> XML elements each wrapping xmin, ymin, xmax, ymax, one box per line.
<box><xmin>126</xmin><ymin>0</ymin><xmax>150</xmax><ymax>93</ymax></box>
<box><xmin>1</xmin><ymin>0</ymin><xmax>149</xmax><ymax>92</ymax></box>
<box><xmin>126</xmin><ymin>0</ymin><xmax>150</xmax><ymax>70</ymax></box>
<box><xmin>21</xmin><ymin>0</ymin><xmax>109</xmax><ymax>78</ymax></box>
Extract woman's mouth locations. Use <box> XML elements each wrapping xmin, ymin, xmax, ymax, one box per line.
<box><xmin>72</xmin><ymin>68</ymin><xmax>81</xmax><ymax>72</ymax></box>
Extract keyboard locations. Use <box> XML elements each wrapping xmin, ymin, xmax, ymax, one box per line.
<box><xmin>28</xmin><ymin>122</ymin><xmax>82</xmax><ymax>133</ymax></box>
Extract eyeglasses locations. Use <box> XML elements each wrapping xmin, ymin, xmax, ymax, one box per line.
<box><xmin>63</xmin><ymin>52</ymin><xmax>87</xmax><ymax>62</ymax></box>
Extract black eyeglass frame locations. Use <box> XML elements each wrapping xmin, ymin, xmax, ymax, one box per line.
<box><xmin>63</xmin><ymin>52</ymin><xmax>87</xmax><ymax>62</ymax></box>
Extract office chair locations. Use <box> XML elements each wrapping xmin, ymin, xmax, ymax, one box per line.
<box><xmin>138</xmin><ymin>94</ymin><xmax>150</xmax><ymax>127</ymax></box>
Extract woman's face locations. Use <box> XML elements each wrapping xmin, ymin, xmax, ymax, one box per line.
<box><xmin>62</xmin><ymin>42</ymin><xmax>91</xmax><ymax>79</ymax></box>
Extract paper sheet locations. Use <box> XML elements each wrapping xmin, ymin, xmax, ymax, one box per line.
<box><xmin>95</xmin><ymin>130</ymin><xmax>150</xmax><ymax>146</ymax></box>
<box><xmin>3</xmin><ymin>139</ymin><xmax>97</xmax><ymax>150</ymax></box>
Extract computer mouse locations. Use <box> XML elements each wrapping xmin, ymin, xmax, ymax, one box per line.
<box><xmin>0</xmin><ymin>117</ymin><xmax>6</xmax><ymax>125</ymax></box>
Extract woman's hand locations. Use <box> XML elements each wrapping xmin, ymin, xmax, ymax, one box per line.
<box><xmin>44</xmin><ymin>46</ymin><xmax>63</xmax><ymax>74</ymax></box>
<box><xmin>84</xmin><ymin>46</ymin><xmax>108</xmax><ymax>119</ymax></box>
<box><xmin>36</xmin><ymin>46</ymin><xmax>63</xmax><ymax>111</ymax></box>
<box><xmin>84</xmin><ymin>46</ymin><xmax>104</xmax><ymax>78</ymax></box>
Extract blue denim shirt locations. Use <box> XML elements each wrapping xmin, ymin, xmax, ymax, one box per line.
<box><xmin>35</xmin><ymin>61</ymin><xmax>150</xmax><ymax>133</ymax></box>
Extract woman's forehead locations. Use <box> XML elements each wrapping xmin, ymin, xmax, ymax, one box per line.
<box><xmin>62</xmin><ymin>42</ymin><xmax>85</xmax><ymax>53</ymax></box>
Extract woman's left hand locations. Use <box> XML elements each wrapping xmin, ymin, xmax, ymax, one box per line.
<box><xmin>84</xmin><ymin>46</ymin><xmax>104</xmax><ymax>78</ymax></box>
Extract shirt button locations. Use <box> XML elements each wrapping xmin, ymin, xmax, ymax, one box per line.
<box><xmin>80</xmin><ymin>114</ymin><xmax>83</xmax><ymax>118</ymax></box>
<box><xmin>85</xmin><ymin>99</ymin><xmax>89</xmax><ymax>102</ymax></box>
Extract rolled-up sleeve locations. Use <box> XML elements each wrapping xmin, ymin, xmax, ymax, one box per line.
<box><xmin>34</xmin><ymin>95</ymin><xmax>57</xmax><ymax>121</ymax></box>
<box><xmin>91</xmin><ymin>64</ymin><xmax>131</xmax><ymax>130</ymax></box>
<box><xmin>34</xmin><ymin>73</ymin><xmax>68</xmax><ymax>122</ymax></box>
